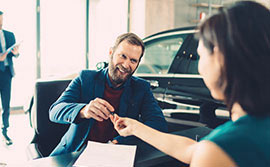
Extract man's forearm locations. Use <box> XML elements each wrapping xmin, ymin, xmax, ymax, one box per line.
<box><xmin>49</xmin><ymin>102</ymin><xmax>86</xmax><ymax>124</ymax></box>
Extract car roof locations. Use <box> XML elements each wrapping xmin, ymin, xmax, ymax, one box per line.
<box><xmin>143</xmin><ymin>26</ymin><xmax>196</xmax><ymax>42</ymax></box>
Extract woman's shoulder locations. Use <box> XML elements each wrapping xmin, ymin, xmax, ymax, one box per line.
<box><xmin>201</xmin><ymin>115</ymin><xmax>270</xmax><ymax>166</ymax></box>
<box><xmin>204</xmin><ymin>115</ymin><xmax>270</xmax><ymax>141</ymax></box>
<box><xmin>190</xmin><ymin>141</ymin><xmax>237</xmax><ymax>167</ymax></box>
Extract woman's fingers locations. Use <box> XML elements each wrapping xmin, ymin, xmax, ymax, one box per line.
<box><xmin>110</xmin><ymin>115</ymin><xmax>133</xmax><ymax>137</ymax></box>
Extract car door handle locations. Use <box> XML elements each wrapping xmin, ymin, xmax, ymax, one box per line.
<box><xmin>148</xmin><ymin>80</ymin><xmax>159</xmax><ymax>88</ymax></box>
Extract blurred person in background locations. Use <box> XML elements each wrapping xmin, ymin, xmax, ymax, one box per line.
<box><xmin>0</xmin><ymin>11</ymin><xmax>20</xmax><ymax>146</ymax></box>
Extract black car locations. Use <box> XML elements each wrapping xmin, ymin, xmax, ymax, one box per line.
<box><xmin>135</xmin><ymin>26</ymin><xmax>224</xmax><ymax>107</ymax></box>
<box><xmin>136</xmin><ymin>27</ymin><xmax>229</xmax><ymax>129</ymax></box>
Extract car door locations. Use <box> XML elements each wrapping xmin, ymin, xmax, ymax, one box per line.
<box><xmin>135</xmin><ymin>27</ymin><xmax>224</xmax><ymax>109</ymax></box>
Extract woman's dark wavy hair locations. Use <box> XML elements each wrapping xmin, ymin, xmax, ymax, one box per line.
<box><xmin>198</xmin><ymin>1</ymin><xmax>270</xmax><ymax>116</ymax></box>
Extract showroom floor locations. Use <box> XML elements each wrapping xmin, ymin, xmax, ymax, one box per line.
<box><xmin>0</xmin><ymin>113</ymin><xmax>34</xmax><ymax>166</ymax></box>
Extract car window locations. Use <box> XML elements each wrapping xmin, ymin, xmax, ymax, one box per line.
<box><xmin>136</xmin><ymin>34</ymin><xmax>189</xmax><ymax>74</ymax></box>
<box><xmin>168</xmin><ymin>33</ymin><xmax>199</xmax><ymax>74</ymax></box>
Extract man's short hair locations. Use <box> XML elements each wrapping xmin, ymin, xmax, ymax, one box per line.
<box><xmin>112</xmin><ymin>33</ymin><xmax>145</xmax><ymax>59</ymax></box>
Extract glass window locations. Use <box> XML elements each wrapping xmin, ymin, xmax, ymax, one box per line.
<box><xmin>40</xmin><ymin>0</ymin><xmax>86</xmax><ymax>78</ymax></box>
<box><xmin>168</xmin><ymin>34</ymin><xmax>199</xmax><ymax>74</ymax></box>
<box><xmin>1</xmin><ymin>0</ymin><xmax>36</xmax><ymax>107</ymax></box>
<box><xmin>136</xmin><ymin>34</ymin><xmax>188</xmax><ymax>74</ymax></box>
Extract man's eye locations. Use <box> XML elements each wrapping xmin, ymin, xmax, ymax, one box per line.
<box><xmin>131</xmin><ymin>59</ymin><xmax>137</xmax><ymax>64</ymax></box>
<box><xmin>120</xmin><ymin>54</ymin><xmax>126</xmax><ymax>58</ymax></box>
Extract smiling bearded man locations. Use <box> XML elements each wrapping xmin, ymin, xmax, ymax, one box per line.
<box><xmin>49</xmin><ymin>32</ymin><xmax>168</xmax><ymax>156</ymax></box>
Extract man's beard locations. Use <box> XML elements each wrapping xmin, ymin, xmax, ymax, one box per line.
<box><xmin>108</xmin><ymin>63</ymin><xmax>133</xmax><ymax>86</ymax></box>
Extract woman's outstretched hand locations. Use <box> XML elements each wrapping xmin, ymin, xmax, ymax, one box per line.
<box><xmin>110</xmin><ymin>114</ymin><xmax>138</xmax><ymax>137</ymax></box>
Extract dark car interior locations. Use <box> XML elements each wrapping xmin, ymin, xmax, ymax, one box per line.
<box><xmin>168</xmin><ymin>34</ymin><xmax>199</xmax><ymax>74</ymax></box>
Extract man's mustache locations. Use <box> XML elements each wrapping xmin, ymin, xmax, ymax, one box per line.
<box><xmin>116</xmin><ymin>65</ymin><xmax>131</xmax><ymax>74</ymax></box>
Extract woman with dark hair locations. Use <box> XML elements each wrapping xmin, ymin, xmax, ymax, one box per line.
<box><xmin>110</xmin><ymin>1</ymin><xmax>270</xmax><ymax>167</ymax></box>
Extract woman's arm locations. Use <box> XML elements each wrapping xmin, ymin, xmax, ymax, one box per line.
<box><xmin>111</xmin><ymin>115</ymin><xmax>197</xmax><ymax>164</ymax></box>
<box><xmin>111</xmin><ymin>115</ymin><xmax>237</xmax><ymax>166</ymax></box>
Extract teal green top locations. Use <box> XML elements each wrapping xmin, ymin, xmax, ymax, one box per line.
<box><xmin>202</xmin><ymin>115</ymin><xmax>270</xmax><ymax>167</ymax></box>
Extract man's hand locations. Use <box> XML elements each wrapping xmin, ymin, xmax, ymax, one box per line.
<box><xmin>0</xmin><ymin>52</ymin><xmax>7</xmax><ymax>61</ymax></box>
<box><xmin>11</xmin><ymin>45</ymin><xmax>19</xmax><ymax>56</ymax></box>
<box><xmin>79</xmin><ymin>98</ymin><xmax>114</xmax><ymax>121</ymax></box>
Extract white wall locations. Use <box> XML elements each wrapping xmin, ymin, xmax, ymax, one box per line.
<box><xmin>130</xmin><ymin>0</ymin><xmax>146</xmax><ymax>38</ymax></box>
<box><xmin>40</xmin><ymin>0</ymin><xmax>86</xmax><ymax>78</ymax></box>
<box><xmin>88</xmin><ymin>0</ymin><xmax>128</xmax><ymax>69</ymax></box>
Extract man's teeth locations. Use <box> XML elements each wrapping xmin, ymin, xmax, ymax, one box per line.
<box><xmin>119</xmin><ymin>68</ymin><xmax>125</xmax><ymax>73</ymax></box>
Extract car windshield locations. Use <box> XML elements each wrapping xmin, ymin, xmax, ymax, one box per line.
<box><xmin>136</xmin><ymin>33</ymin><xmax>189</xmax><ymax>74</ymax></box>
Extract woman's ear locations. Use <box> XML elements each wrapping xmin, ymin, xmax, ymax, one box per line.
<box><xmin>213</xmin><ymin>45</ymin><xmax>227</xmax><ymax>94</ymax></box>
<box><xmin>213</xmin><ymin>46</ymin><xmax>224</xmax><ymax>65</ymax></box>
<box><xmin>213</xmin><ymin>46</ymin><xmax>220</xmax><ymax>55</ymax></box>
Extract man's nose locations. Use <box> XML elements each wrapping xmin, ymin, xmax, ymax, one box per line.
<box><xmin>122</xmin><ymin>59</ymin><xmax>130</xmax><ymax>69</ymax></box>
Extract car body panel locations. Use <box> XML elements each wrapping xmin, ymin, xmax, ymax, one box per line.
<box><xmin>135</xmin><ymin>27</ymin><xmax>226</xmax><ymax>111</ymax></box>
